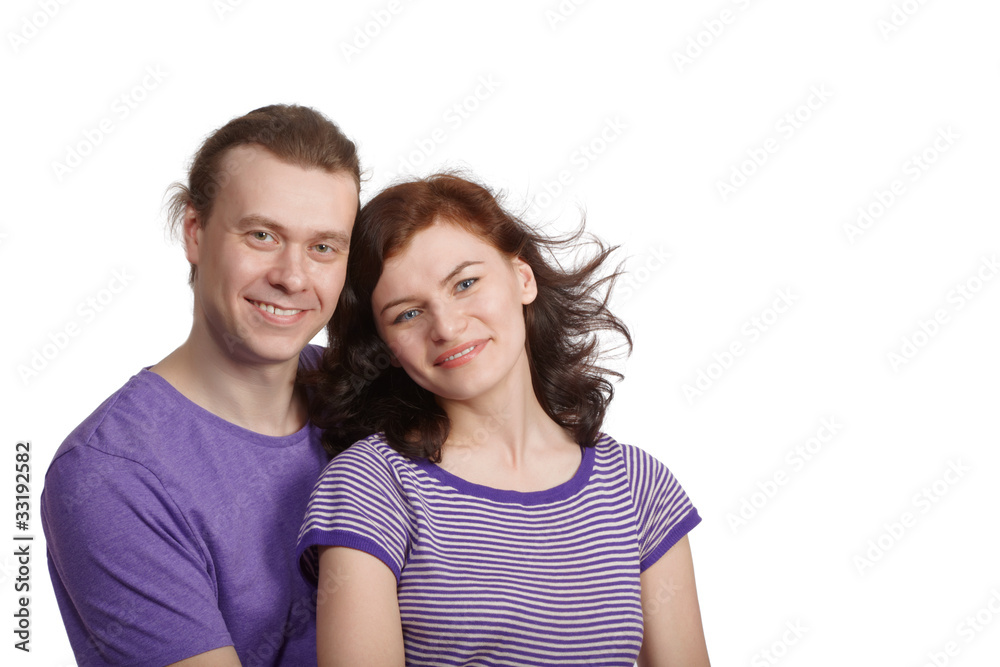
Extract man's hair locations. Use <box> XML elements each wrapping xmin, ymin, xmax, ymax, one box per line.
<box><xmin>303</xmin><ymin>172</ymin><xmax>632</xmax><ymax>461</ymax></box>
<box><xmin>165</xmin><ymin>104</ymin><xmax>361</xmax><ymax>283</ymax></box>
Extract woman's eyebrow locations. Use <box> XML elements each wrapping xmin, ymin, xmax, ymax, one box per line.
<box><xmin>439</xmin><ymin>260</ymin><xmax>483</xmax><ymax>287</ymax></box>
<box><xmin>379</xmin><ymin>261</ymin><xmax>484</xmax><ymax>316</ymax></box>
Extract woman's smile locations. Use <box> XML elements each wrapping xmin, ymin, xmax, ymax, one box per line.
<box><xmin>372</xmin><ymin>221</ymin><xmax>536</xmax><ymax>402</ymax></box>
<box><xmin>434</xmin><ymin>338</ymin><xmax>489</xmax><ymax>368</ymax></box>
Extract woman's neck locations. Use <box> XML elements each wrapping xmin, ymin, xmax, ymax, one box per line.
<box><xmin>435</xmin><ymin>356</ymin><xmax>580</xmax><ymax>490</ymax></box>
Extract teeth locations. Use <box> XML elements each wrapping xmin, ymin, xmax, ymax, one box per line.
<box><xmin>252</xmin><ymin>301</ymin><xmax>302</xmax><ymax>316</ymax></box>
<box><xmin>444</xmin><ymin>346</ymin><xmax>475</xmax><ymax>362</ymax></box>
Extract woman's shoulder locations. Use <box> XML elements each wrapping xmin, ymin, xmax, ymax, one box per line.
<box><xmin>592</xmin><ymin>432</ymin><xmax>672</xmax><ymax>477</ymax></box>
<box><xmin>592</xmin><ymin>432</ymin><xmax>641</xmax><ymax>460</ymax></box>
<box><xmin>328</xmin><ymin>433</ymin><xmax>401</xmax><ymax>465</ymax></box>
<box><xmin>342</xmin><ymin>432</ymin><xmax>392</xmax><ymax>455</ymax></box>
<box><xmin>310</xmin><ymin>434</ymin><xmax>421</xmax><ymax>508</ymax></box>
<box><xmin>320</xmin><ymin>433</ymin><xmax>421</xmax><ymax>481</ymax></box>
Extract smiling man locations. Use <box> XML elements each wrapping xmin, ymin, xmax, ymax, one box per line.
<box><xmin>41</xmin><ymin>105</ymin><xmax>360</xmax><ymax>666</ymax></box>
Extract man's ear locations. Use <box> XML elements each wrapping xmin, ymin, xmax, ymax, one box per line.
<box><xmin>182</xmin><ymin>204</ymin><xmax>203</xmax><ymax>266</ymax></box>
<box><xmin>513</xmin><ymin>257</ymin><xmax>538</xmax><ymax>305</ymax></box>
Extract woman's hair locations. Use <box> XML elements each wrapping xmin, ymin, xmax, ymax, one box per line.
<box><xmin>303</xmin><ymin>172</ymin><xmax>632</xmax><ymax>460</ymax></box>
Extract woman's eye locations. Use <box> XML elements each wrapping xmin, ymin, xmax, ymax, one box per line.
<box><xmin>457</xmin><ymin>278</ymin><xmax>478</xmax><ymax>292</ymax></box>
<box><xmin>396</xmin><ymin>309</ymin><xmax>419</xmax><ymax>323</ymax></box>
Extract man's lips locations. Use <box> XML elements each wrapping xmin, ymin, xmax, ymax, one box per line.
<box><xmin>434</xmin><ymin>339</ymin><xmax>488</xmax><ymax>368</ymax></box>
<box><xmin>247</xmin><ymin>299</ymin><xmax>305</xmax><ymax>317</ymax></box>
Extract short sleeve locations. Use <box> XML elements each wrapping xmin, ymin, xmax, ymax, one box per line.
<box><xmin>297</xmin><ymin>439</ymin><xmax>411</xmax><ymax>585</ymax></box>
<box><xmin>621</xmin><ymin>443</ymin><xmax>702</xmax><ymax>572</ymax></box>
<box><xmin>41</xmin><ymin>446</ymin><xmax>233</xmax><ymax>666</ymax></box>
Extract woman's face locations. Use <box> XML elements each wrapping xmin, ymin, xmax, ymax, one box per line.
<box><xmin>371</xmin><ymin>221</ymin><xmax>537</xmax><ymax>403</ymax></box>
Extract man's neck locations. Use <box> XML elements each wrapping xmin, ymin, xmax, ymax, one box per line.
<box><xmin>150</xmin><ymin>335</ymin><xmax>307</xmax><ymax>437</ymax></box>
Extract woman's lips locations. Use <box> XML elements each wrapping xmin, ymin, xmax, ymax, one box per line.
<box><xmin>434</xmin><ymin>339</ymin><xmax>488</xmax><ymax>368</ymax></box>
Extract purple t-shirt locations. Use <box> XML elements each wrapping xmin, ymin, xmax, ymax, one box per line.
<box><xmin>42</xmin><ymin>346</ymin><xmax>326</xmax><ymax>666</ymax></box>
<box><xmin>297</xmin><ymin>432</ymin><xmax>701</xmax><ymax>666</ymax></box>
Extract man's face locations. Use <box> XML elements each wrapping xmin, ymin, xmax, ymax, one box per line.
<box><xmin>184</xmin><ymin>145</ymin><xmax>358</xmax><ymax>366</ymax></box>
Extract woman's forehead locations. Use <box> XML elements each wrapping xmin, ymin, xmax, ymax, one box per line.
<box><xmin>384</xmin><ymin>222</ymin><xmax>497</xmax><ymax>270</ymax></box>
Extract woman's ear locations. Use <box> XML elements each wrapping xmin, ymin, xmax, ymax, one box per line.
<box><xmin>512</xmin><ymin>257</ymin><xmax>538</xmax><ymax>305</ymax></box>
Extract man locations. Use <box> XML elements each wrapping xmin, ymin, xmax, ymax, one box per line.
<box><xmin>41</xmin><ymin>105</ymin><xmax>360</xmax><ymax>666</ymax></box>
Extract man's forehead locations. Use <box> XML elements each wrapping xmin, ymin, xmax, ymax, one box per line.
<box><xmin>214</xmin><ymin>148</ymin><xmax>355</xmax><ymax>202</ymax></box>
<box><xmin>219</xmin><ymin>143</ymin><xmax>263</xmax><ymax>168</ymax></box>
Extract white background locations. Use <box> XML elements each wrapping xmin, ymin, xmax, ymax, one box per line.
<box><xmin>3</xmin><ymin>1</ymin><xmax>999</xmax><ymax>665</ymax></box>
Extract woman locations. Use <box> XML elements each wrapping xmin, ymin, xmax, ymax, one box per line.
<box><xmin>298</xmin><ymin>173</ymin><xmax>710</xmax><ymax>666</ymax></box>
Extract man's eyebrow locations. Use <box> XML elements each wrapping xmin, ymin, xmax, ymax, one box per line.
<box><xmin>314</xmin><ymin>230</ymin><xmax>351</xmax><ymax>249</ymax></box>
<box><xmin>235</xmin><ymin>215</ymin><xmax>350</xmax><ymax>247</ymax></box>
<box><xmin>379</xmin><ymin>260</ymin><xmax>484</xmax><ymax>316</ymax></box>
<box><xmin>234</xmin><ymin>214</ymin><xmax>287</xmax><ymax>234</ymax></box>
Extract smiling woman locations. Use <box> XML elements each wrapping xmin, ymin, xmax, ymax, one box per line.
<box><xmin>306</xmin><ymin>173</ymin><xmax>632</xmax><ymax>462</ymax></box>
<box><xmin>297</xmin><ymin>173</ymin><xmax>710</xmax><ymax>666</ymax></box>
<box><xmin>371</xmin><ymin>222</ymin><xmax>538</xmax><ymax>407</ymax></box>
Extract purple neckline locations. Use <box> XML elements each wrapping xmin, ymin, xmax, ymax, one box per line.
<box><xmin>413</xmin><ymin>444</ymin><xmax>596</xmax><ymax>505</ymax></box>
<box><xmin>139</xmin><ymin>368</ymin><xmax>315</xmax><ymax>449</ymax></box>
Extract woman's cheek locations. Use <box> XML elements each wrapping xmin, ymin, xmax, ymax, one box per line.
<box><xmin>392</xmin><ymin>327</ymin><xmax>424</xmax><ymax>367</ymax></box>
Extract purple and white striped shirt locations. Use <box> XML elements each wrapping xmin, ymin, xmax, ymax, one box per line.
<box><xmin>297</xmin><ymin>433</ymin><xmax>700</xmax><ymax>666</ymax></box>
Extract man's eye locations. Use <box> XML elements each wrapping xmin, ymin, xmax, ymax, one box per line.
<box><xmin>252</xmin><ymin>231</ymin><xmax>274</xmax><ymax>242</ymax></box>
<box><xmin>314</xmin><ymin>244</ymin><xmax>332</xmax><ymax>254</ymax></box>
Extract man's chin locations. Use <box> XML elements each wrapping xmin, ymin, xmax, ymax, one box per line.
<box><xmin>230</xmin><ymin>337</ymin><xmax>312</xmax><ymax>368</ymax></box>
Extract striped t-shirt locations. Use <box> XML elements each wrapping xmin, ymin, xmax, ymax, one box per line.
<box><xmin>297</xmin><ymin>432</ymin><xmax>701</xmax><ymax>666</ymax></box>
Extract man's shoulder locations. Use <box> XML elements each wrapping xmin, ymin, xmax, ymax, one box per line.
<box><xmin>42</xmin><ymin>369</ymin><xmax>184</xmax><ymax>526</ymax></box>
<box><xmin>51</xmin><ymin>369</ymin><xmax>172</xmax><ymax>465</ymax></box>
<box><xmin>298</xmin><ymin>343</ymin><xmax>325</xmax><ymax>372</ymax></box>
<box><xmin>53</xmin><ymin>344</ymin><xmax>326</xmax><ymax>467</ymax></box>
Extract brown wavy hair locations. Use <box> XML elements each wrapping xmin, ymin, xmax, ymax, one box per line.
<box><xmin>303</xmin><ymin>172</ymin><xmax>632</xmax><ymax>461</ymax></box>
